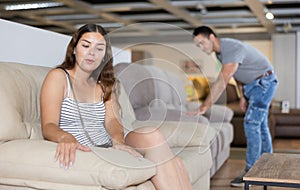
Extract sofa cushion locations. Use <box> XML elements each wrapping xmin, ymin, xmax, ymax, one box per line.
<box><xmin>204</xmin><ymin>104</ymin><xmax>234</xmax><ymax>123</ymax></box>
<box><xmin>0</xmin><ymin>140</ymin><xmax>156</xmax><ymax>190</ymax></box>
<box><xmin>135</xmin><ymin>106</ymin><xmax>209</xmax><ymax>124</ymax></box>
<box><xmin>132</xmin><ymin>120</ymin><xmax>216</xmax><ymax>148</ymax></box>
<box><xmin>0</xmin><ymin>62</ymin><xmax>50</xmax><ymax>142</ymax></box>
<box><xmin>114</xmin><ymin>63</ymin><xmax>155</xmax><ymax>110</ymax></box>
<box><xmin>117</xmin><ymin>82</ymin><xmax>136</xmax><ymax>132</ymax></box>
<box><xmin>209</xmin><ymin>122</ymin><xmax>234</xmax><ymax>157</ymax></box>
<box><xmin>172</xmin><ymin>146</ymin><xmax>212</xmax><ymax>185</ymax></box>
<box><xmin>144</xmin><ymin>65</ymin><xmax>174</xmax><ymax>108</ymax></box>
<box><xmin>115</xmin><ymin>63</ymin><xmax>189</xmax><ymax>116</ymax></box>
<box><xmin>144</xmin><ymin>66</ymin><xmax>187</xmax><ymax>111</ymax></box>
<box><xmin>165</xmin><ymin>71</ymin><xmax>188</xmax><ymax>110</ymax></box>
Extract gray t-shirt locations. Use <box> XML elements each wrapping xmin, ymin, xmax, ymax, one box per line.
<box><xmin>216</xmin><ymin>38</ymin><xmax>273</xmax><ymax>84</ymax></box>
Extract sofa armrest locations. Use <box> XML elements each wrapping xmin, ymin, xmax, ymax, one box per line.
<box><xmin>0</xmin><ymin>140</ymin><xmax>156</xmax><ymax>190</ymax></box>
<box><xmin>135</xmin><ymin>106</ymin><xmax>209</xmax><ymax>124</ymax></box>
<box><xmin>186</xmin><ymin>101</ymin><xmax>201</xmax><ymax>111</ymax></box>
<box><xmin>186</xmin><ymin>102</ymin><xmax>234</xmax><ymax>123</ymax></box>
<box><xmin>132</xmin><ymin>120</ymin><xmax>216</xmax><ymax>148</ymax></box>
<box><xmin>204</xmin><ymin>104</ymin><xmax>234</xmax><ymax>123</ymax></box>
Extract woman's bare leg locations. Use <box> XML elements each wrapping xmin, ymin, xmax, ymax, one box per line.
<box><xmin>125</xmin><ymin>126</ymin><xmax>192</xmax><ymax>190</ymax></box>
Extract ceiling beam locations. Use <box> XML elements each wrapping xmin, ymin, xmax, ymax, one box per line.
<box><xmin>0</xmin><ymin>10</ymin><xmax>77</xmax><ymax>33</ymax></box>
<box><xmin>244</xmin><ymin>0</ymin><xmax>276</xmax><ymax>33</ymax></box>
<box><xmin>22</xmin><ymin>8</ymin><xmax>78</xmax><ymax>16</ymax></box>
<box><xmin>53</xmin><ymin>0</ymin><xmax>159</xmax><ymax>35</ymax></box>
<box><xmin>53</xmin><ymin>0</ymin><xmax>132</xmax><ymax>25</ymax></box>
<box><xmin>149</xmin><ymin>0</ymin><xmax>203</xmax><ymax>27</ymax></box>
<box><xmin>21</xmin><ymin>13</ymin><xmax>77</xmax><ymax>32</ymax></box>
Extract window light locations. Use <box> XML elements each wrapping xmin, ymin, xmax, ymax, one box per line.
<box><xmin>5</xmin><ymin>2</ymin><xmax>63</xmax><ymax>11</ymax></box>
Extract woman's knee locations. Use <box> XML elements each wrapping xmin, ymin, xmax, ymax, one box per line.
<box><xmin>126</xmin><ymin>126</ymin><xmax>166</xmax><ymax>147</ymax></box>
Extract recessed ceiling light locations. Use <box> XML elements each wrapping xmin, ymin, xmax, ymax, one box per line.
<box><xmin>265</xmin><ymin>11</ymin><xmax>274</xmax><ymax>20</ymax></box>
<box><xmin>4</xmin><ymin>2</ymin><xmax>63</xmax><ymax>11</ymax></box>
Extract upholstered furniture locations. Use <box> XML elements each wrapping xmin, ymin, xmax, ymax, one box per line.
<box><xmin>114</xmin><ymin>62</ymin><xmax>234</xmax><ymax>177</ymax></box>
<box><xmin>0</xmin><ymin>62</ymin><xmax>222</xmax><ymax>189</ymax></box>
<box><xmin>271</xmin><ymin>109</ymin><xmax>300</xmax><ymax>137</ymax></box>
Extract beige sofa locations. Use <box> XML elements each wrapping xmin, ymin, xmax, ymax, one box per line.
<box><xmin>114</xmin><ymin>63</ymin><xmax>234</xmax><ymax>177</ymax></box>
<box><xmin>0</xmin><ymin>62</ymin><xmax>218</xmax><ymax>189</ymax></box>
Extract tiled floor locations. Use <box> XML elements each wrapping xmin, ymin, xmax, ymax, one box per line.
<box><xmin>210</xmin><ymin>139</ymin><xmax>300</xmax><ymax>190</ymax></box>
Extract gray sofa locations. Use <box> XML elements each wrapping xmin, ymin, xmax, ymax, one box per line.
<box><xmin>0</xmin><ymin>62</ymin><xmax>221</xmax><ymax>189</ymax></box>
<box><xmin>114</xmin><ymin>62</ymin><xmax>234</xmax><ymax>177</ymax></box>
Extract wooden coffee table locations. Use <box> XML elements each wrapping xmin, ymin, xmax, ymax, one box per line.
<box><xmin>243</xmin><ymin>153</ymin><xmax>300</xmax><ymax>190</ymax></box>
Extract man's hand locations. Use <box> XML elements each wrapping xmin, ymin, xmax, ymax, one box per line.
<box><xmin>186</xmin><ymin>105</ymin><xmax>208</xmax><ymax>115</ymax></box>
<box><xmin>239</xmin><ymin>96</ymin><xmax>248</xmax><ymax>112</ymax></box>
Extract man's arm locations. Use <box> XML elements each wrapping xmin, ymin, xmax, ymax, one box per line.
<box><xmin>236</xmin><ymin>81</ymin><xmax>247</xmax><ymax>112</ymax></box>
<box><xmin>199</xmin><ymin>62</ymin><xmax>238</xmax><ymax>114</ymax></box>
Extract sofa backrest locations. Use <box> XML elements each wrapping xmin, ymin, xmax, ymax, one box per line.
<box><xmin>144</xmin><ymin>65</ymin><xmax>187</xmax><ymax>111</ymax></box>
<box><xmin>114</xmin><ymin>63</ymin><xmax>188</xmax><ymax>116</ymax></box>
<box><xmin>114</xmin><ymin>63</ymin><xmax>156</xmax><ymax>110</ymax></box>
<box><xmin>0</xmin><ymin>62</ymin><xmax>50</xmax><ymax>142</ymax></box>
<box><xmin>117</xmin><ymin>82</ymin><xmax>137</xmax><ymax>131</ymax></box>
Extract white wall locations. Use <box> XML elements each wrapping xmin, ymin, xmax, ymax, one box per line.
<box><xmin>247</xmin><ymin>40</ymin><xmax>273</xmax><ymax>62</ymax></box>
<box><xmin>0</xmin><ymin>19</ymin><xmax>130</xmax><ymax>67</ymax></box>
<box><xmin>272</xmin><ymin>33</ymin><xmax>297</xmax><ymax>107</ymax></box>
<box><xmin>116</xmin><ymin>40</ymin><xmax>273</xmax><ymax>82</ymax></box>
<box><xmin>297</xmin><ymin>32</ymin><xmax>300</xmax><ymax>108</ymax></box>
<box><xmin>0</xmin><ymin>19</ymin><xmax>69</xmax><ymax>67</ymax></box>
<box><xmin>124</xmin><ymin>43</ymin><xmax>220</xmax><ymax>81</ymax></box>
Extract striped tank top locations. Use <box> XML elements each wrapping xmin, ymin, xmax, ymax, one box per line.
<box><xmin>59</xmin><ymin>71</ymin><xmax>112</xmax><ymax>146</ymax></box>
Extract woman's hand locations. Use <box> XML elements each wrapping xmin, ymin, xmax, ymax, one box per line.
<box><xmin>112</xmin><ymin>142</ymin><xmax>143</xmax><ymax>159</ymax></box>
<box><xmin>55</xmin><ymin>133</ymin><xmax>91</xmax><ymax>169</ymax></box>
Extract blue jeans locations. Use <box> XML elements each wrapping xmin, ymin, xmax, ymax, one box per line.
<box><xmin>243</xmin><ymin>73</ymin><xmax>278</xmax><ymax>170</ymax></box>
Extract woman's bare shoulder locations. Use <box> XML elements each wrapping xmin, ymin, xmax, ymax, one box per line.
<box><xmin>42</xmin><ymin>68</ymin><xmax>68</xmax><ymax>90</ymax></box>
<box><xmin>44</xmin><ymin>68</ymin><xmax>67</xmax><ymax>82</ymax></box>
<box><xmin>41</xmin><ymin>68</ymin><xmax>68</xmax><ymax>99</ymax></box>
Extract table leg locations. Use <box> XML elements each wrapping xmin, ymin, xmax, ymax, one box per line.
<box><xmin>264</xmin><ymin>185</ymin><xmax>267</xmax><ymax>190</ymax></box>
<box><xmin>244</xmin><ymin>182</ymin><xmax>249</xmax><ymax>190</ymax></box>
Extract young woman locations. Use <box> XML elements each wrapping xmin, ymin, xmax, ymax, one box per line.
<box><xmin>40</xmin><ymin>24</ymin><xmax>192</xmax><ymax>190</ymax></box>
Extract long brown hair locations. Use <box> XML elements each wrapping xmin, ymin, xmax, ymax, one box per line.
<box><xmin>58</xmin><ymin>24</ymin><xmax>115</xmax><ymax>102</ymax></box>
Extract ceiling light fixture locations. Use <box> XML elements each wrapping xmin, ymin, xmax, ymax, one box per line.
<box><xmin>4</xmin><ymin>2</ymin><xmax>63</xmax><ymax>11</ymax></box>
<box><xmin>265</xmin><ymin>11</ymin><xmax>274</xmax><ymax>20</ymax></box>
<box><xmin>264</xmin><ymin>7</ymin><xmax>274</xmax><ymax>20</ymax></box>
<box><xmin>196</xmin><ymin>3</ymin><xmax>207</xmax><ymax>15</ymax></box>
<box><xmin>283</xmin><ymin>22</ymin><xmax>292</xmax><ymax>33</ymax></box>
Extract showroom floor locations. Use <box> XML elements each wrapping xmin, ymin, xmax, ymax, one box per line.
<box><xmin>210</xmin><ymin>139</ymin><xmax>300</xmax><ymax>190</ymax></box>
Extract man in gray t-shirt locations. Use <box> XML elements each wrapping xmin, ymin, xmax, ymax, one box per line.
<box><xmin>216</xmin><ymin>38</ymin><xmax>273</xmax><ymax>84</ymax></box>
<box><xmin>191</xmin><ymin>26</ymin><xmax>278</xmax><ymax>187</ymax></box>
